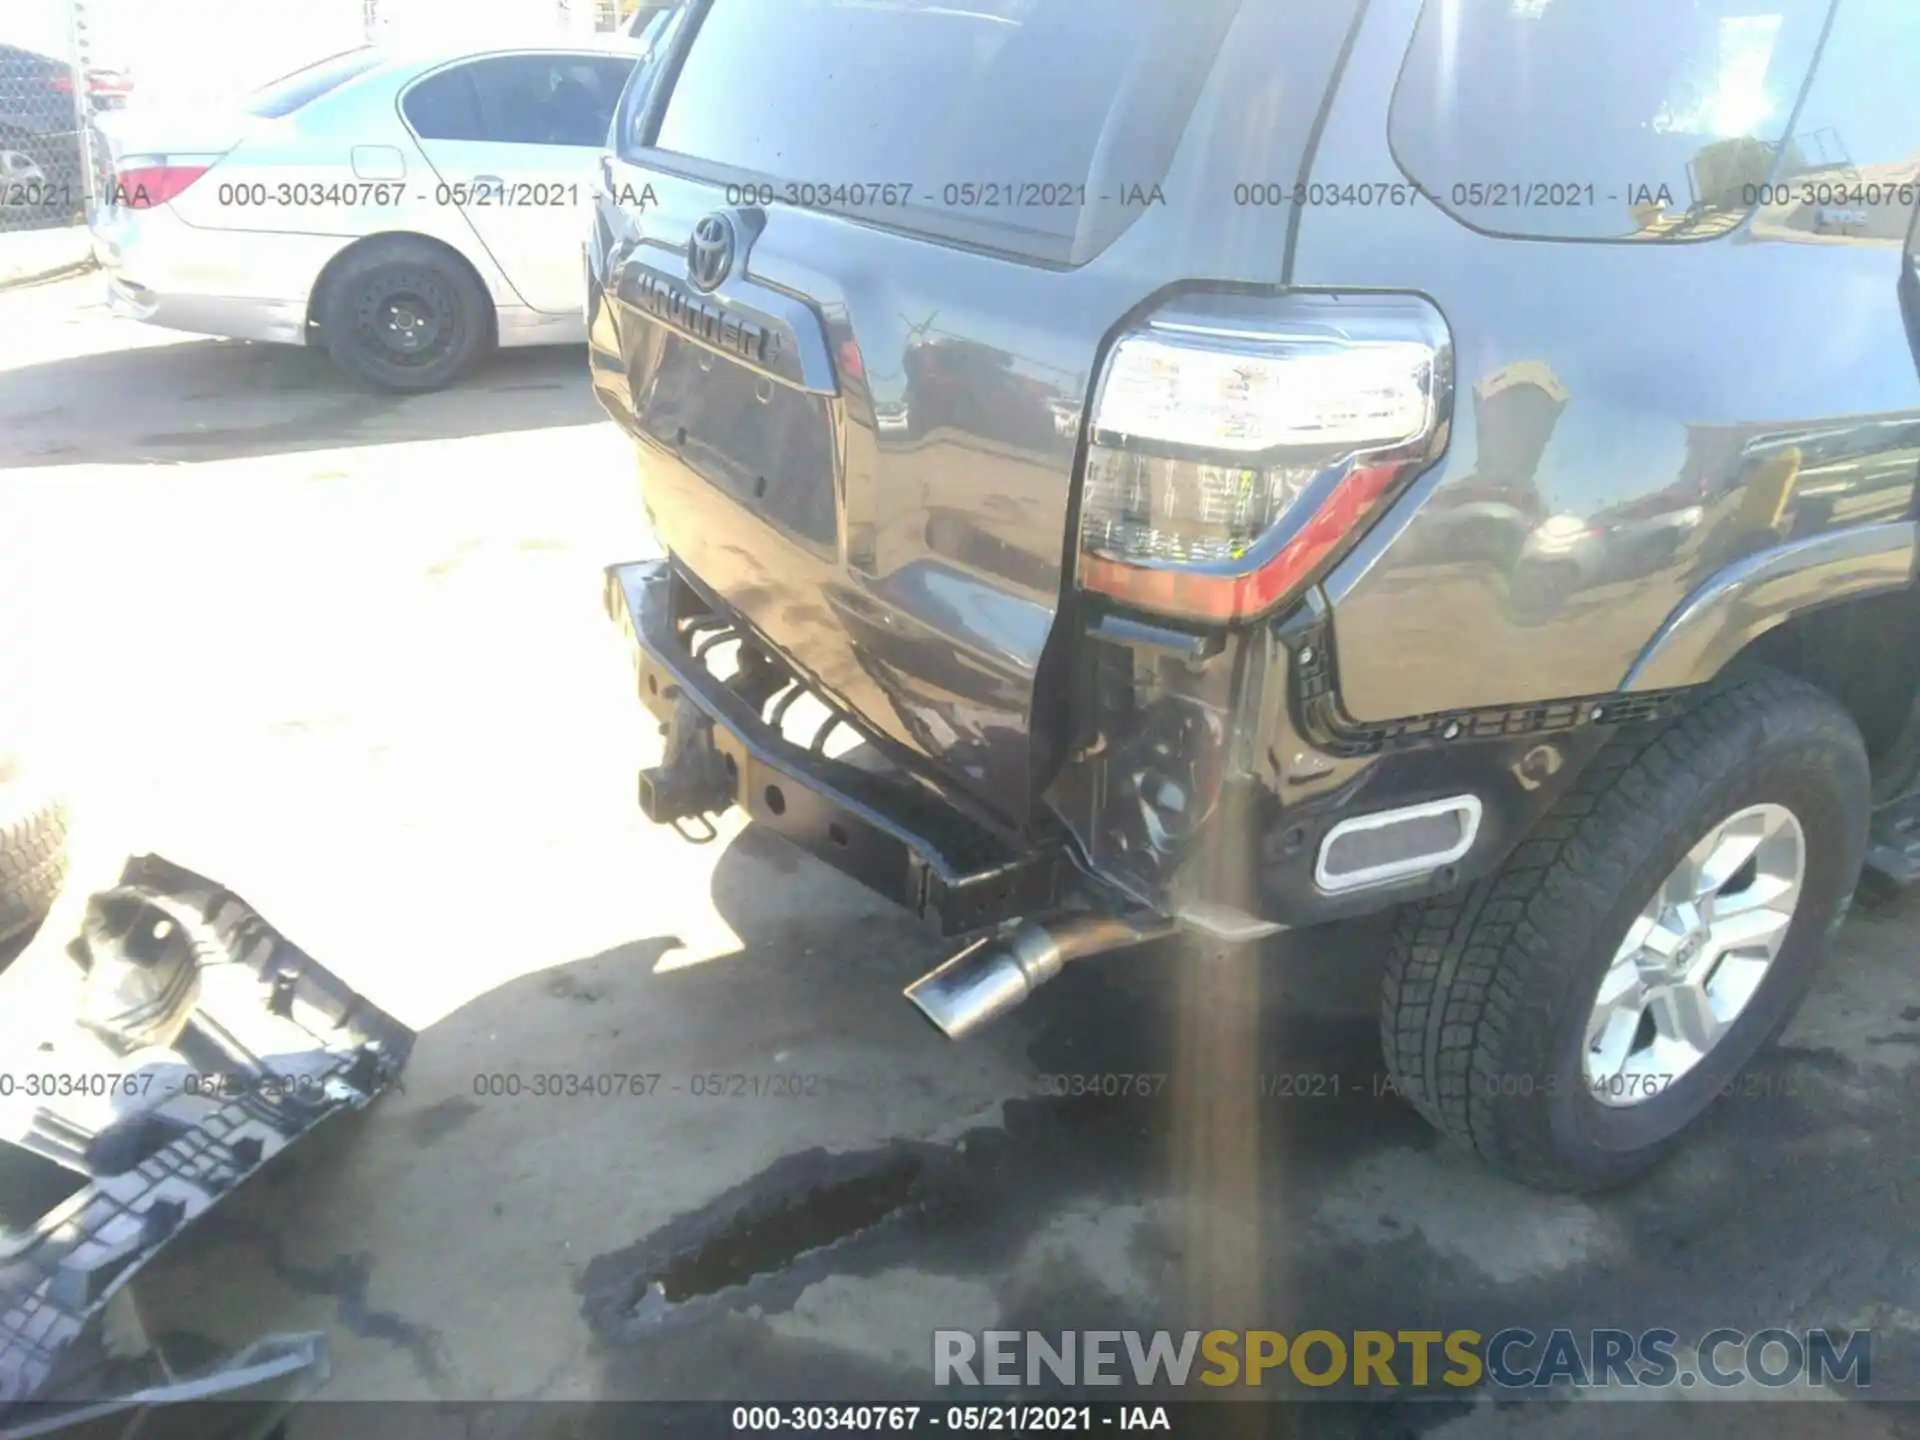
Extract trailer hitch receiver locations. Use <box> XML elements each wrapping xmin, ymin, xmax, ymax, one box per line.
<box><xmin>637</xmin><ymin>692</ymin><xmax>735</xmax><ymax>823</ymax></box>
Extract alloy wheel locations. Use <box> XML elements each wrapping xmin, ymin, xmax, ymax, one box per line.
<box><xmin>1583</xmin><ymin>802</ymin><xmax>1805</xmax><ymax>1107</ymax></box>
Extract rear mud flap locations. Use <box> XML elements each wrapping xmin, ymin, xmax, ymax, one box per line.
<box><xmin>0</xmin><ymin>855</ymin><xmax>413</xmax><ymax>1410</ymax></box>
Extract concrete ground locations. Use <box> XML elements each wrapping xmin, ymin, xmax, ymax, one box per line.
<box><xmin>0</xmin><ymin>274</ymin><xmax>1916</xmax><ymax>1435</ymax></box>
<box><xmin>0</xmin><ymin>225</ymin><xmax>93</xmax><ymax>289</ymax></box>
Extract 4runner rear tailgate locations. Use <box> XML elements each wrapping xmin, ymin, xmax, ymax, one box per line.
<box><xmin>590</xmin><ymin>0</ymin><xmax>1365</xmax><ymax>828</ymax></box>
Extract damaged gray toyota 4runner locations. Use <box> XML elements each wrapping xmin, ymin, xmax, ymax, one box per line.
<box><xmin>590</xmin><ymin>0</ymin><xmax>1920</xmax><ymax>1189</ymax></box>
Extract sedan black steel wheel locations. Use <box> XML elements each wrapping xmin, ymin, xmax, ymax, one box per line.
<box><xmin>318</xmin><ymin>239</ymin><xmax>490</xmax><ymax>392</ymax></box>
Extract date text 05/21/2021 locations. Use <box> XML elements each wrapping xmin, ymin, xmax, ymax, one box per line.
<box><xmin>728</xmin><ymin>1405</ymin><xmax>1170</xmax><ymax>1432</ymax></box>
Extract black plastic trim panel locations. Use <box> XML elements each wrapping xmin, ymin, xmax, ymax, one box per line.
<box><xmin>1276</xmin><ymin>592</ymin><xmax>1699</xmax><ymax>759</ymax></box>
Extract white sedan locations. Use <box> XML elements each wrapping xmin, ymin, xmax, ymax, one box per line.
<box><xmin>89</xmin><ymin>35</ymin><xmax>653</xmax><ymax>391</ymax></box>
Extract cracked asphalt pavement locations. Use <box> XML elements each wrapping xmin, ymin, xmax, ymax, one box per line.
<box><xmin>0</xmin><ymin>274</ymin><xmax>1915</xmax><ymax>1436</ymax></box>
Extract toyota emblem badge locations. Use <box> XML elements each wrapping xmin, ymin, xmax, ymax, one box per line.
<box><xmin>686</xmin><ymin>213</ymin><xmax>736</xmax><ymax>293</ymax></box>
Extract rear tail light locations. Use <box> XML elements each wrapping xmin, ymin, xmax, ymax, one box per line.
<box><xmin>1077</xmin><ymin>292</ymin><xmax>1452</xmax><ymax>624</ymax></box>
<box><xmin>111</xmin><ymin>163</ymin><xmax>210</xmax><ymax>209</ymax></box>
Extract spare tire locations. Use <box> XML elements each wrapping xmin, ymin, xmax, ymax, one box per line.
<box><xmin>0</xmin><ymin>752</ymin><xmax>69</xmax><ymax>947</ymax></box>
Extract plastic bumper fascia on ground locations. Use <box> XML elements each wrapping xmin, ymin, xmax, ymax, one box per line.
<box><xmin>604</xmin><ymin>558</ymin><xmax>1078</xmax><ymax>938</ymax></box>
<box><xmin>0</xmin><ymin>855</ymin><xmax>414</xmax><ymax>1410</ymax></box>
<box><xmin>0</xmin><ymin>1331</ymin><xmax>330</xmax><ymax>1439</ymax></box>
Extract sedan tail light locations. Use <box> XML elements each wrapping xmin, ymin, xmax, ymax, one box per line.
<box><xmin>1077</xmin><ymin>292</ymin><xmax>1452</xmax><ymax>624</ymax></box>
<box><xmin>111</xmin><ymin>163</ymin><xmax>210</xmax><ymax>210</ymax></box>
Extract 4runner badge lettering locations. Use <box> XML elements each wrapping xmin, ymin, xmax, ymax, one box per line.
<box><xmin>632</xmin><ymin>270</ymin><xmax>773</xmax><ymax>366</ymax></box>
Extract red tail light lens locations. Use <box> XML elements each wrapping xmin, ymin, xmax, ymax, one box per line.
<box><xmin>112</xmin><ymin>164</ymin><xmax>210</xmax><ymax>209</ymax></box>
<box><xmin>837</xmin><ymin>337</ymin><xmax>865</xmax><ymax>382</ymax></box>
<box><xmin>1077</xmin><ymin>292</ymin><xmax>1452</xmax><ymax>624</ymax></box>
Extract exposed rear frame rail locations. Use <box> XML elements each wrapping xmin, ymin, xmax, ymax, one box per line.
<box><xmin>606</xmin><ymin>559</ymin><xmax>1078</xmax><ymax>937</ymax></box>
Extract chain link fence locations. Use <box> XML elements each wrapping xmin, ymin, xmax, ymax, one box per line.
<box><xmin>0</xmin><ymin>0</ymin><xmax>94</xmax><ymax>233</ymax></box>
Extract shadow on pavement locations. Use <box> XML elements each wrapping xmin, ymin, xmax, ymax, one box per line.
<box><xmin>104</xmin><ymin>818</ymin><xmax>1920</xmax><ymax>1416</ymax></box>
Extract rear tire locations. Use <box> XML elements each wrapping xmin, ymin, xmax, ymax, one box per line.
<box><xmin>0</xmin><ymin>767</ymin><xmax>69</xmax><ymax>949</ymax></box>
<box><xmin>1378</xmin><ymin>667</ymin><xmax>1869</xmax><ymax>1191</ymax></box>
<box><xmin>317</xmin><ymin>238</ymin><xmax>491</xmax><ymax>393</ymax></box>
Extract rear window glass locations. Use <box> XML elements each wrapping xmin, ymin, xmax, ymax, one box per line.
<box><xmin>1391</xmin><ymin>0</ymin><xmax>1835</xmax><ymax>241</ymax></box>
<box><xmin>243</xmin><ymin>48</ymin><xmax>384</xmax><ymax>118</ymax></box>
<box><xmin>406</xmin><ymin>54</ymin><xmax>636</xmax><ymax>146</ymax></box>
<box><xmin>640</xmin><ymin>0</ymin><xmax>1239</xmax><ymax>262</ymax></box>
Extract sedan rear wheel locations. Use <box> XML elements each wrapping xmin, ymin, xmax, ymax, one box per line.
<box><xmin>318</xmin><ymin>238</ymin><xmax>490</xmax><ymax>392</ymax></box>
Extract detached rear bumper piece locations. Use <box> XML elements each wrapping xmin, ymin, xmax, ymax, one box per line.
<box><xmin>0</xmin><ymin>1330</ymin><xmax>330</xmax><ymax>1439</ymax></box>
<box><xmin>0</xmin><ymin>855</ymin><xmax>413</xmax><ymax>1410</ymax></box>
<box><xmin>605</xmin><ymin>558</ymin><xmax>1076</xmax><ymax>937</ymax></box>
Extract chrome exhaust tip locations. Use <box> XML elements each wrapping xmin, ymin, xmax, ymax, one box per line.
<box><xmin>904</xmin><ymin>931</ymin><xmax>1061</xmax><ymax>1041</ymax></box>
<box><xmin>904</xmin><ymin>911</ymin><xmax>1175</xmax><ymax>1041</ymax></box>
